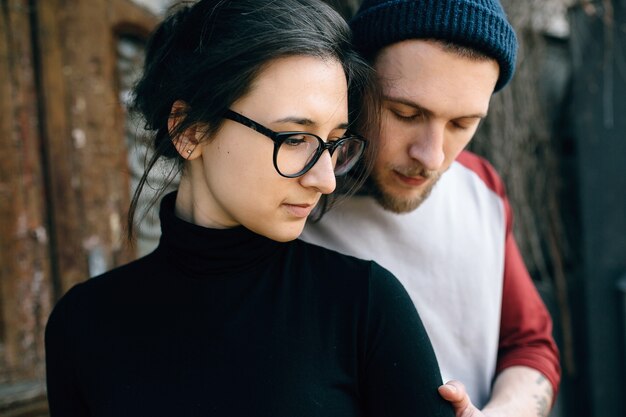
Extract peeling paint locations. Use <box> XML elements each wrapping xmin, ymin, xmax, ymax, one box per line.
<box><xmin>87</xmin><ymin>246</ymin><xmax>107</xmax><ymax>278</ymax></box>
<box><xmin>16</xmin><ymin>213</ymin><xmax>28</xmax><ymax>237</ymax></box>
<box><xmin>83</xmin><ymin>235</ymin><xmax>100</xmax><ymax>250</ymax></box>
<box><xmin>84</xmin><ymin>235</ymin><xmax>109</xmax><ymax>276</ymax></box>
<box><xmin>73</xmin><ymin>96</ymin><xmax>86</xmax><ymax>113</ymax></box>
<box><xmin>129</xmin><ymin>0</ymin><xmax>170</xmax><ymax>15</ymax></box>
<box><xmin>72</xmin><ymin>128</ymin><xmax>86</xmax><ymax>148</ymax></box>
<box><xmin>110</xmin><ymin>211</ymin><xmax>122</xmax><ymax>251</ymax></box>
<box><xmin>31</xmin><ymin>226</ymin><xmax>48</xmax><ymax>244</ymax></box>
<box><xmin>71</xmin><ymin>176</ymin><xmax>81</xmax><ymax>188</ymax></box>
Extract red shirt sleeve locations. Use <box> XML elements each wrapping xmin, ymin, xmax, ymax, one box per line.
<box><xmin>457</xmin><ymin>151</ymin><xmax>562</xmax><ymax>396</ymax></box>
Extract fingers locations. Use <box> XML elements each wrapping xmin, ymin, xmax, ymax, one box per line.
<box><xmin>438</xmin><ymin>380</ymin><xmax>472</xmax><ymax>416</ymax></box>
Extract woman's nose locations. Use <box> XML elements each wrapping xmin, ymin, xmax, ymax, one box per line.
<box><xmin>298</xmin><ymin>150</ymin><xmax>337</xmax><ymax>194</ymax></box>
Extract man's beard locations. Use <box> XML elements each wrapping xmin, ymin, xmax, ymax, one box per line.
<box><xmin>366</xmin><ymin>165</ymin><xmax>441</xmax><ymax>213</ymax></box>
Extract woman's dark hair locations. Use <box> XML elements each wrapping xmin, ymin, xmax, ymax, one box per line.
<box><xmin>128</xmin><ymin>0</ymin><xmax>379</xmax><ymax>240</ymax></box>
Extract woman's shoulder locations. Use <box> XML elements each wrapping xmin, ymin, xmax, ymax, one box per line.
<box><xmin>49</xmin><ymin>253</ymin><xmax>158</xmax><ymax>316</ymax></box>
<box><xmin>293</xmin><ymin>238</ymin><xmax>373</xmax><ymax>271</ymax></box>
<box><xmin>291</xmin><ymin>238</ymin><xmax>402</xmax><ymax>291</ymax></box>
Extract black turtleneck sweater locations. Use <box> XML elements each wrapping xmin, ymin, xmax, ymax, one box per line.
<box><xmin>45</xmin><ymin>193</ymin><xmax>454</xmax><ymax>417</ymax></box>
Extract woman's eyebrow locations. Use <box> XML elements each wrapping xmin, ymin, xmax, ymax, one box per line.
<box><xmin>273</xmin><ymin>117</ymin><xmax>349</xmax><ymax>130</ymax></box>
<box><xmin>274</xmin><ymin>116</ymin><xmax>315</xmax><ymax>126</ymax></box>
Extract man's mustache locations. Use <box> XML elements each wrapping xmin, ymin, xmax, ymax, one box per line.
<box><xmin>393</xmin><ymin>165</ymin><xmax>439</xmax><ymax>180</ymax></box>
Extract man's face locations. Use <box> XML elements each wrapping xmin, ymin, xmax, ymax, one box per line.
<box><xmin>368</xmin><ymin>40</ymin><xmax>499</xmax><ymax>213</ymax></box>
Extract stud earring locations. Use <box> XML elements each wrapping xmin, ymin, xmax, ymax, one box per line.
<box><xmin>186</xmin><ymin>149</ymin><xmax>192</xmax><ymax>155</ymax></box>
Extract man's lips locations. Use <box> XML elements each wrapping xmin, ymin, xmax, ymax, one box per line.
<box><xmin>393</xmin><ymin>170</ymin><xmax>428</xmax><ymax>187</ymax></box>
<box><xmin>282</xmin><ymin>203</ymin><xmax>315</xmax><ymax>218</ymax></box>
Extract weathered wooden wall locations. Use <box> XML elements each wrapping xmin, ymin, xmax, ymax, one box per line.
<box><xmin>37</xmin><ymin>0</ymin><xmax>156</xmax><ymax>295</ymax></box>
<box><xmin>568</xmin><ymin>2</ymin><xmax>626</xmax><ymax>415</ymax></box>
<box><xmin>0</xmin><ymin>0</ymin><xmax>52</xmax><ymax>413</ymax></box>
<box><xmin>0</xmin><ymin>0</ymin><xmax>157</xmax><ymax>414</ymax></box>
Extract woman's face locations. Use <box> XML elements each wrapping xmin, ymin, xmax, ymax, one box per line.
<box><xmin>180</xmin><ymin>55</ymin><xmax>349</xmax><ymax>242</ymax></box>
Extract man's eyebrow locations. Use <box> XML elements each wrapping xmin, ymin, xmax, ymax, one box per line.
<box><xmin>383</xmin><ymin>95</ymin><xmax>432</xmax><ymax>116</ymax></box>
<box><xmin>383</xmin><ymin>95</ymin><xmax>487</xmax><ymax>119</ymax></box>
<box><xmin>274</xmin><ymin>116</ymin><xmax>349</xmax><ymax>130</ymax></box>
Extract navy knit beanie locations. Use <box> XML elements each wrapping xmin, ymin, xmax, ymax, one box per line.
<box><xmin>350</xmin><ymin>0</ymin><xmax>518</xmax><ymax>91</ymax></box>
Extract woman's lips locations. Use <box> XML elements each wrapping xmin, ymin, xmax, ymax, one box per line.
<box><xmin>282</xmin><ymin>203</ymin><xmax>314</xmax><ymax>218</ymax></box>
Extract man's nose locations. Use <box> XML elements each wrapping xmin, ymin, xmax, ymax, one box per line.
<box><xmin>407</xmin><ymin>123</ymin><xmax>445</xmax><ymax>171</ymax></box>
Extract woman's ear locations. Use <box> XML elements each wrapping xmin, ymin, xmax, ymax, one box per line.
<box><xmin>168</xmin><ymin>100</ymin><xmax>202</xmax><ymax>160</ymax></box>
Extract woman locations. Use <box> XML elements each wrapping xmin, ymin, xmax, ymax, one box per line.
<box><xmin>45</xmin><ymin>1</ymin><xmax>454</xmax><ymax>416</ymax></box>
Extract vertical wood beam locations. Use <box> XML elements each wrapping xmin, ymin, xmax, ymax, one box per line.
<box><xmin>569</xmin><ymin>2</ymin><xmax>626</xmax><ymax>416</ymax></box>
<box><xmin>37</xmin><ymin>0</ymin><xmax>157</xmax><ymax>295</ymax></box>
<box><xmin>0</xmin><ymin>0</ymin><xmax>52</xmax><ymax>383</ymax></box>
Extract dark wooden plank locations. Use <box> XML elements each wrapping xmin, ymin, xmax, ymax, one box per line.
<box><xmin>37</xmin><ymin>0</ymin><xmax>147</xmax><ymax>295</ymax></box>
<box><xmin>0</xmin><ymin>0</ymin><xmax>53</xmax><ymax>385</ymax></box>
<box><xmin>568</xmin><ymin>2</ymin><xmax>626</xmax><ymax>416</ymax></box>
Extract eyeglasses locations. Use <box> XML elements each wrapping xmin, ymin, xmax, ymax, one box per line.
<box><xmin>223</xmin><ymin>109</ymin><xmax>367</xmax><ymax>178</ymax></box>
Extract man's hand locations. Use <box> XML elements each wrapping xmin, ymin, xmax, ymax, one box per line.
<box><xmin>480</xmin><ymin>366</ymin><xmax>554</xmax><ymax>417</ymax></box>
<box><xmin>438</xmin><ymin>380</ymin><xmax>485</xmax><ymax>417</ymax></box>
<box><xmin>440</xmin><ymin>367</ymin><xmax>554</xmax><ymax>417</ymax></box>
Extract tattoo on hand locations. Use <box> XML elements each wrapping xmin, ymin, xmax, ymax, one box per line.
<box><xmin>535</xmin><ymin>374</ymin><xmax>547</xmax><ymax>385</ymax></box>
<box><xmin>533</xmin><ymin>374</ymin><xmax>550</xmax><ymax>417</ymax></box>
<box><xmin>535</xmin><ymin>394</ymin><xmax>549</xmax><ymax>417</ymax></box>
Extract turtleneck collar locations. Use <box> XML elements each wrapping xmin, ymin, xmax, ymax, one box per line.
<box><xmin>154</xmin><ymin>192</ymin><xmax>284</xmax><ymax>277</ymax></box>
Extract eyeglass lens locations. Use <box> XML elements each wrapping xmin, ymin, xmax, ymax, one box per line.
<box><xmin>333</xmin><ymin>138</ymin><xmax>365</xmax><ymax>176</ymax></box>
<box><xmin>275</xmin><ymin>134</ymin><xmax>363</xmax><ymax>177</ymax></box>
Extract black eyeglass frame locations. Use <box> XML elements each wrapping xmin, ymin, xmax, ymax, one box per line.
<box><xmin>223</xmin><ymin>109</ymin><xmax>367</xmax><ymax>178</ymax></box>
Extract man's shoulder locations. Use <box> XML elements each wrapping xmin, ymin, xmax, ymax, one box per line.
<box><xmin>454</xmin><ymin>150</ymin><xmax>506</xmax><ymax>198</ymax></box>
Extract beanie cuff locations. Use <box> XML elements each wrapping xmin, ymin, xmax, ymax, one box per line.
<box><xmin>351</xmin><ymin>0</ymin><xmax>518</xmax><ymax>91</ymax></box>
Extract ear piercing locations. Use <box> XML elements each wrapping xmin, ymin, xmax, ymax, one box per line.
<box><xmin>186</xmin><ymin>149</ymin><xmax>193</xmax><ymax>155</ymax></box>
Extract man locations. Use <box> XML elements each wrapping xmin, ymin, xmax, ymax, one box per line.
<box><xmin>304</xmin><ymin>1</ymin><xmax>561</xmax><ymax>416</ymax></box>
